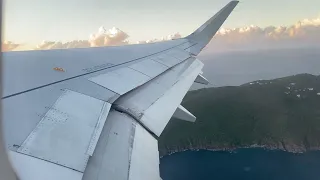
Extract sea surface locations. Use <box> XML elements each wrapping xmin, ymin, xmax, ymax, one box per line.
<box><xmin>160</xmin><ymin>149</ymin><xmax>320</xmax><ymax>180</ymax></box>
<box><xmin>191</xmin><ymin>48</ymin><xmax>320</xmax><ymax>89</ymax></box>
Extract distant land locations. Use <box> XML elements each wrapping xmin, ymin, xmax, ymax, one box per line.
<box><xmin>158</xmin><ymin>74</ymin><xmax>320</xmax><ymax>156</ymax></box>
<box><xmin>191</xmin><ymin>47</ymin><xmax>320</xmax><ymax>89</ymax></box>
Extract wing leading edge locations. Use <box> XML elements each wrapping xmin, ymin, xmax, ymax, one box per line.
<box><xmin>2</xmin><ymin>1</ymin><xmax>239</xmax><ymax>180</ymax></box>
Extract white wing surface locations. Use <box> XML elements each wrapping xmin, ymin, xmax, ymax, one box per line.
<box><xmin>1</xmin><ymin>1</ymin><xmax>239</xmax><ymax>180</ymax></box>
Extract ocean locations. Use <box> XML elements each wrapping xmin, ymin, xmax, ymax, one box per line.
<box><xmin>160</xmin><ymin>149</ymin><xmax>320</xmax><ymax>180</ymax></box>
<box><xmin>191</xmin><ymin>48</ymin><xmax>320</xmax><ymax>89</ymax></box>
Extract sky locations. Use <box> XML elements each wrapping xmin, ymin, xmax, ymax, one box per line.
<box><xmin>3</xmin><ymin>0</ymin><xmax>320</xmax><ymax>45</ymax></box>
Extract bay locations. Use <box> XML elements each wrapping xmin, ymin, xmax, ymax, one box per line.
<box><xmin>160</xmin><ymin>149</ymin><xmax>320</xmax><ymax>180</ymax></box>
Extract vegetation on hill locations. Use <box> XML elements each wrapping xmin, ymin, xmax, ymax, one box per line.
<box><xmin>158</xmin><ymin>74</ymin><xmax>320</xmax><ymax>156</ymax></box>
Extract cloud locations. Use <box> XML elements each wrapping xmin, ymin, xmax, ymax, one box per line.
<box><xmin>3</xmin><ymin>16</ymin><xmax>320</xmax><ymax>52</ymax></box>
<box><xmin>202</xmin><ymin>17</ymin><xmax>320</xmax><ymax>54</ymax></box>
<box><xmin>166</xmin><ymin>32</ymin><xmax>182</xmax><ymax>40</ymax></box>
<box><xmin>136</xmin><ymin>39</ymin><xmax>157</xmax><ymax>44</ymax></box>
<box><xmin>34</xmin><ymin>26</ymin><xmax>130</xmax><ymax>50</ymax></box>
<box><xmin>34</xmin><ymin>40</ymin><xmax>90</xmax><ymax>50</ymax></box>
<box><xmin>89</xmin><ymin>26</ymin><xmax>129</xmax><ymax>47</ymax></box>
<box><xmin>136</xmin><ymin>32</ymin><xmax>182</xmax><ymax>44</ymax></box>
<box><xmin>2</xmin><ymin>41</ymin><xmax>20</xmax><ymax>51</ymax></box>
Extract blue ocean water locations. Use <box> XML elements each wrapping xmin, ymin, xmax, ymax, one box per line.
<box><xmin>160</xmin><ymin>149</ymin><xmax>320</xmax><ymax>180</ymax></box>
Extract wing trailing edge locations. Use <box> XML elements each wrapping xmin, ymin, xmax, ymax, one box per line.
<box><xmin>185</xmin><ymin>0</ymin><xmax>239</xmax><ymax>55</ymax></box>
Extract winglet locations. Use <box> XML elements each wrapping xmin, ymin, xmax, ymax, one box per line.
<box><xmin>185</xmin><ymin>1</ymin><xmax>239</xmax><ymax>55</ymax></box>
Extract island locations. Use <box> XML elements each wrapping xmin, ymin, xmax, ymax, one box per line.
<box><xmin>158</xmin><ymin>74</ymin><xmax>320</xmax><ymax>156</ymax></box>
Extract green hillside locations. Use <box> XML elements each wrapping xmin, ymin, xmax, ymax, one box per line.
<box><xmin>158</xmin><ymin>74</ymin><xmax>320</xmax><ymax>156</ymax></box>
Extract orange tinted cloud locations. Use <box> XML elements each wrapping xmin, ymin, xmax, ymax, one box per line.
<box><xmin>3</xmin><ymin>17</ymin><xmax>320</xmax><ymax>52</ymax></box>
<box><xmin>89</xmin><ymin>27</ymin><xmax>129</xmax><ymax>47</ymax></box>
<box><xmin>2</xmin><ymin>41</ymin><xmax>20</xmax><ymax>51</ymax></box>
<box><xmin>34</xmin><ymin>40</ymin><xmax>90</xmax><ymax>50</ymax></box>
<box><xmin>202</xmin><ymin>17</ymin><xmax>320</xmax><ymax>53</ymax></box>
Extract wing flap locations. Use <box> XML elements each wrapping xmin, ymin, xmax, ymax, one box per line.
<box><xmin>83</xmin><ymin>110</ymin><xmax>160</xmax><ymax>180</ymax></box>
<box><xmin>82</xmin><ymin>57</ymin><xmax>203</xmax><ymax>179</ymax></box>
<box><xmin>83</xmin><ymin>110</ymin><xmax>134</xmax><ymax>180</ymax></box>
<box><xmin>3</xmin><ymin>77</ymin><xmax>118</xmax><ymax>155</ymax></box>
<box><xmin>8</xmin><ymin>151</ymin><xmax>83</xmax><ymax>180</ymax></box>
<box><xmin>139</xmin><ymin>59</ymin><xmax>203</xmax><ymax>136</ymax></box>
<box><xmin>128</xmin><ymin>122</ymin><xmax>160</xmax><ymax>180</ymax></box>
<box><xmin>86</xmin><ymin>102</ymin><xmax>111</xmax><ymax>156</ymax></box>
<box><xmin>16</xmin><ymin>90</ymin><xmax>111</xmax><ymax>172</ymax></box>
<box><xmin>114</xmin><ymin>57</ymin><xmax>203</xmax><ymax>136</ymax></box>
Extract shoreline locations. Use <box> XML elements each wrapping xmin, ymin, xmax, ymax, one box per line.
<box><xmin>159</xmin><ymin>143</ymin><xmax>320</xmax><ymax>158</ymax></box>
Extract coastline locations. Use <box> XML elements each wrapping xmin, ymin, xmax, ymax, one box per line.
<box><xmin>159</xmin><ymin>143</ymin><xmax>320</xmax><ymax>158</ymax></box>
<box><xmin>158</xmin><ymin>74</ymin><xmax>320</xmax><ymax>159</ymax></box>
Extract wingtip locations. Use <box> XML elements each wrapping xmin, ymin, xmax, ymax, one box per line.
<box><xmin>185</xmin><ymin>0</ymin><xmax>239</xmax><ymax>55</ymax></box>
<box><xmin>229</xmin><ymin>0</ymin><xmax>240</xmax><ymax>5</ymax></box>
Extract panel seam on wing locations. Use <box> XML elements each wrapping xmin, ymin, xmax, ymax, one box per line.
<box><xmin>127</xmin><ymin>66</ymin><xmax>152</xmax><ymax>78</ymax></box>
<box><xmin>112</xmin><ymin>105</ymin><xmax>158</xmax><ymax>139</ymax></box>
<box><xmin>127</xmin><ymin>121</ymin><xmax>137</xmax><ymax>179</ymax></box>
<box><xmin>13</xmin><ymin>150</ymin><xmax>84</xmax><ymax>173</ymax></box>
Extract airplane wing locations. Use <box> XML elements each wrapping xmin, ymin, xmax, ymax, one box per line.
<box><xmin>1</xmin><ymin>1</ymin><xmax>238</xmax><ymax>180</ymax></box>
